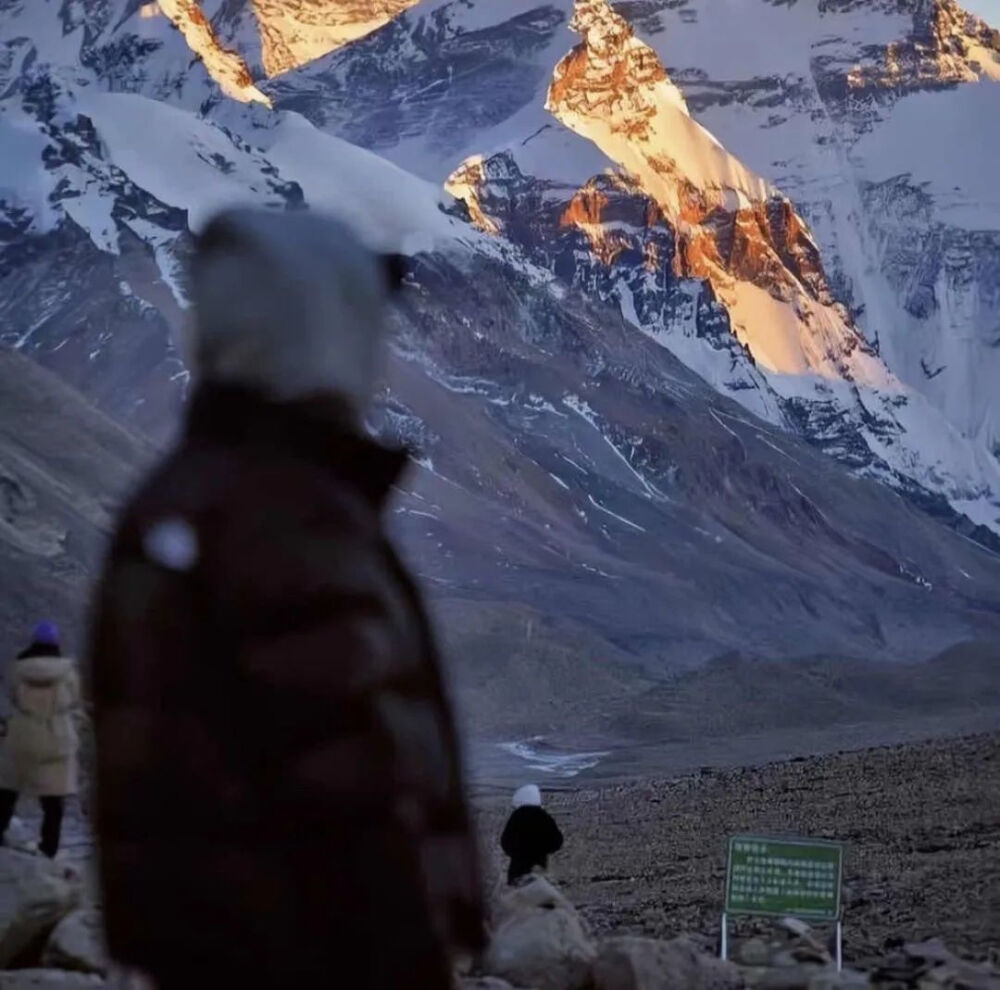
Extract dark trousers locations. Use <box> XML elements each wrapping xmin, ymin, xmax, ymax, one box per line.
<box><xmin>0</xmin><ymin>788</ymin><xmax>64</xmax><ymax>857</ymax></box>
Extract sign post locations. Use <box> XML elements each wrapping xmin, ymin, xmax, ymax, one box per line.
<box><xmin>722</xmin><ymin>836</ymin><xmax>844</xmax><ymax>970</ymax></box>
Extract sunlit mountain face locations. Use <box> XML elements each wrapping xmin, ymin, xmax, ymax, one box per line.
<box><xmin>2</xmin><ymin>0</ymin><xmax>1000</xmax><ymax>716</ymax></box>
<box><xmin>249</xmin><ymin>0</ymin><xmax>1000</xmax><ymax>531</ymax></box>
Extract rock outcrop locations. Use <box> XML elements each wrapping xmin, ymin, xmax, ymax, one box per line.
<box><xmin>484</xmin><ymin>876</ymin><xmax>597</xmax><ymax>990</ymax></box>
<box><xmin>871</xmin><ymin>939</ymin><xmax>1000</xmax><ymax>990</ymax></box>
<box><xmin>2</xmin><ymin>846</ymin><xmax>998</xmax><ymax>990</ymax></box>
<box><xmin>471</xmin><ymin>868</ymin><xmax>1000</xmax><ymax>990</ymax></box>
<box><xmin>544</xmin><ymin>0</ymin><xmax>877</xmax><ymax>391</ymax></box>
<box><xmin>593</xmin><ymin>935</ymin><xmax>742</xmax><ymax>990</ymax></box>
<box><xmin>41</xmin><ymin>911</ymin><xmax>107</xmax><ymax>977</ymax></box>
<box><xmin>241</xmin><ymin>0</ymin><xmax>422</xmax><ymax>76</ymax></box>
<box><xmin>0</xmin><ymin>851</ymin><xmax>81</xmax><ymax>969</ymax></box>
<box><xmin>154</xmin><ymin>1</ymin><xmax>270</xmax><ymax>105</ymax></box>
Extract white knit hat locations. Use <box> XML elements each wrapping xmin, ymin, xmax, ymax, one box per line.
<box><xmin>512</xmin><ymin>784</ymin><xmax>542</xmax><ymax>808</ymax></box>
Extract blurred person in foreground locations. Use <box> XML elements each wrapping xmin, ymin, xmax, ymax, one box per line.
<box><xmin>0</xmin><ymin>621</ymin><xmax>81</xmax><ymax>858</ymax></box>
<box><xmin>88</xmin><ymin>208</ymin><xmax>483</xmax><ymax>989</ymax></box>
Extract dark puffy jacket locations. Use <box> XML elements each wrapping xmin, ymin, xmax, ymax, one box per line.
<box><xmin>501</xmin><ymin>805</ymin><xmax>564</xmax><ymax>883</ymax></box>
<box><xmin>89</xmin><ymin>385</ymin><xmax>483</xmax><ymax>989</ymax></box>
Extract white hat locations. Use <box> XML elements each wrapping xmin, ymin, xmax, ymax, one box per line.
<box><xmin>512</xmin><ymin>784</ymin><xmax>542</xmax><ymax>808</ymax></box>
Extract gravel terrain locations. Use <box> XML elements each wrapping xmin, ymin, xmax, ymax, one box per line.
<box><xmin>8</xmin><ymin>731</ymin><xmax>997</xmax><ymax>973</ymax></box>
<box><xmin>475</xmin><ymin>732</ymin><xmax>1000</xmax><ymax>966</ymax></box>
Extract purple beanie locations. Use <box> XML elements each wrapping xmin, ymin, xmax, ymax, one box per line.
<box><xmin>32</xmin><ymin>621</ymin><xmax>60</xmax><ymax>647</ymax></box>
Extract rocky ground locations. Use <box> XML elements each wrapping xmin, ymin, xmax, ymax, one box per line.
<box><xmin>475</xmin><ymin>732</ymin><xmax>1000</xmax><ymax>967</ymax></box>
<box><xmin>1</xmin><ymin>732</ymin><xmax>997</xmax><ymax>988</ymax></box>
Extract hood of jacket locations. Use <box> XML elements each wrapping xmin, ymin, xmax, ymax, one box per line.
<box><xmin>186</xmin><ymin>207</ymin><xmax>398</xmax><ymax>413</ymax></box>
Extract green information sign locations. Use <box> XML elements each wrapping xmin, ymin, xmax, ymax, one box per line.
<box><xmin>725</xmin><ymin>836</ymin><xmax>843</xmax><ymax>922</ymax></box>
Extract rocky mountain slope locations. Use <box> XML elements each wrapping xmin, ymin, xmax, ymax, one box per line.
<box><xmin>0</xmin><ymin>348</ymin><xmax>152</xmax><ymax>662</ymax></box>
<box><xmin>622</xmin><ymin>7</ymin><xmax>997</xmax><ymax>385</ymax></box>
<box><xmin>2</xmin><ymin>0</ymin><xmax>1000</xmax><ymax>738</ymax></box>
<box><xmin>611</xmin><ymin>0</ymin><xmax>1000</xmax><ymax>516</ymax></box>
<box><xmin>244</xmin><ymin>0</ymin><xmax>1000</xmax><ymax>536</ymax></box>
<box><xmin>205</xmin><ymin>0</ymin><xmax>424</xmax><ymax>77</ymax></box>
<box><xmin>82</xmin><ymin>1</ymin><xmax>1000</xmax><ymax>514</ymax></box>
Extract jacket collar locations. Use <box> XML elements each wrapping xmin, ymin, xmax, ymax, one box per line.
<box><xmin>15</xmin><ymin>655</ymin><xmax>74</xmax><ymax>678</ymax></box>
<box><xmin>184</xmin><ymin>384</ymin><xmax>409</xmax><ymax>506</ymax></box>
<box><xmin>17</xmin><ymin>643</ymin><xmax>61</xmax><ymax>660</ymax></box>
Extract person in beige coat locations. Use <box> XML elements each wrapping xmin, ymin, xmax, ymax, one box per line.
<box><xmin>0</xmin><ymin>621</ymin><xmax>81</xmax><ymax>857</ymax></box>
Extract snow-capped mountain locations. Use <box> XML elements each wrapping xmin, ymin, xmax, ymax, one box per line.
<box><xmin>3</xmin><ymin>0</ymin><xmax>1000</xmax><ymax>700</ymax></box>
<box><xmin>253</xmin><ymin>0</ymin><xmax>1000</xmax><ymax>535</ymax></box>
<box><xmin>204</xmin><ymin>0</ymin><xmax>424</xmax><ymax>77</ymax></box>
<box><xmin>139</xmin><ymin>0</ymin><xmax>425</xmax><ymax>94</ymax></box>
<box><xmin>0</xmin><ymin>0</ymin><xmax>454</xmax><ymax>425</ymax></box>
<box><xmin>611</xmin><ymin>0</ymin><xmax>1000</xmax><ymax>513</ymax></box>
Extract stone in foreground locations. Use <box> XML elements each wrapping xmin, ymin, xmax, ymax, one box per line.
<box><xmin>42</xmin><ymin>909</ymin><xmax>108</xmax><ymax>976</ymax></box>
<box><xmin>593</xmin><ymin>935</ymin><xmax>742</xmax><ymax>990</ymax></box>
<box><xmin>485</xmin><ymin>876</ymin><xmax>596</xmax><ymax>990</ymax></box>
<box><xmin>0</xmin><ymin>972</ymin><xmax>104</xmax><ymax>989</ymax></box>
<box><xmin>0</xmin><ymin>851</ymin><xmax>82</xmax><ymax>968</ymax></box>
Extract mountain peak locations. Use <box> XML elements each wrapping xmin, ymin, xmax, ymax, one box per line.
<box><xmin>138</xmin><ymin>0</ymin><xmax>423</xmax><ymax>88</ymax></box>
<box><xmin>541</xmin><ymin>0</ymin><xmax>880</xmax><ymax>386</ymax></box>
<box><xmin>158</xmin><ymin>0</ymin><xmax>270</xmax><ymax>104</ymax></box>
<box><xmin>246</xmin><ymin>0</ymin><xmax>422</xmax><ymax>77</ymax></box>
<box><xmin>547</xmin><ymin>0</ymin><xmax>771</xmax><ymax>218</ymax></box>
<box><xmin>843</xmin><ymin>0</ymin><xmax>1000</xmax><ymax>92</ymax></box>
<box><xmin>550</xmin><ymin>0</ymin><xmax>687</xmax><ymax>144</ymax></box>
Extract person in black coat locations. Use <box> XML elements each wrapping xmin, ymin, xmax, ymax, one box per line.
<box><xmin>88</xmin><ymin>208</ymin><xmax>483</xmax><ymax>990</ymax></box>
<box><xmin>500</xmin><ymin>784</ymin><xmax>563</xmax><ymax>885</ymax></box>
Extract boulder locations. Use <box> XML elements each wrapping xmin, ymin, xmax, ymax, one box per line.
<box><xmin>104</xmin><ymin>970</ymin><xmax>156</xmax><ymax>990</ymax></box>
<box><xmin>775</xmin><ymin>948</ymin><xmax>831</xmax><ymax>968</ymax></box>
<box><xmin>593</xmin><ymin>935</ymin><xmax>742</xmax><ymax>990</ymax></box>
<box><xmin>42</xmin><ymin>909</ymin><xmax>108</xmax><ymax>976</ymax></box>
<box><xmin>778</xmin><ymin>919</ymin><xmax>837</xmax><ymax>964</ymax></box>
<box><xmin>757</xmin><ymin>966</ymin><xmax>825</xmax><ymax>990</ymax></box>
<box><xmin>0</xmin><ymin>972</ymin><xmax>104</xmax><ymax>989</ymax></box>
<box><xmin>0</xmin><ymin>850</ymin><xmax>82</xmax><ymax>967</ymax></box>
<box><xmin>492</xmin><ymin>875</ymin><xmax>582</xmax><ymax>929</ymax></box>
<box><xmin>3</xmin><ymin>817</ymin><xmax>34</xmax><ymax>850</ymax></box>
<box><xmin>872</xmin><ymin>940</ymin><xmax>1000</xmax><ymax>990</ymax></box>
<box><xmin>769</xmin><ymin>951</ymin><xmax>827</xmax><ymax>974</ymax></box>
<box><xmin>808</xmin><ymin>969</ymin><xmax>870</xmax><ymax>990</ymax></box>
<box><xmin>484</xmin><ymin>876</ymin><xmax>596</xmax><ymax>990</ymax></box>
<box><xmin>903</xmin><ymin>939</ymin><xmax>973</xmax><ymax>967</ymax></box>
<box><xmin>740</xmin><ymin>939</ymin><xmax>772</xmax><ymax>967</ymax></box>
